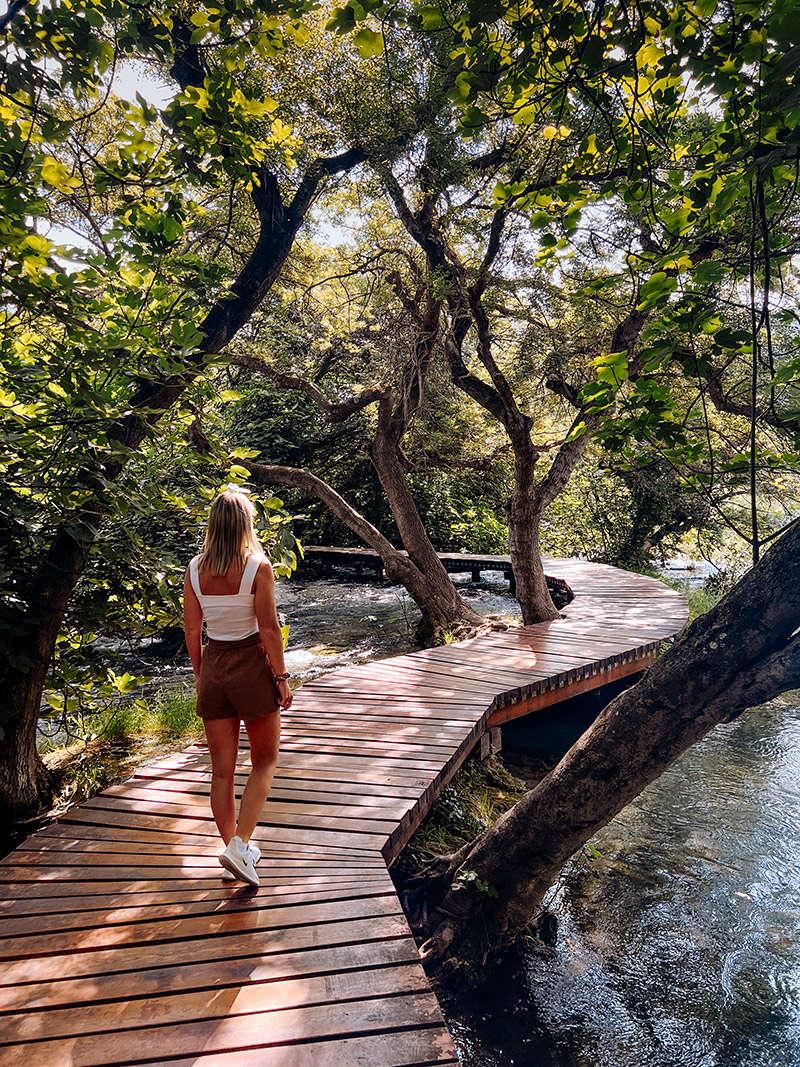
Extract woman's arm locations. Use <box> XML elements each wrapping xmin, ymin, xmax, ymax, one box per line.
<box><xmin>254</xmin><ymin>560</ymin><xmax>292</xmax><ymax>709</ymax></box>
<box><xmin>183</xmin><ymin>569</ymin><xmax>204</xmax><ymax>678</ymax></box>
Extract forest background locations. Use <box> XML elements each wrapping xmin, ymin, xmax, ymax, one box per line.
<box><xmin>3</xmin><ymin>0</ymin><xmax>800</xmax><ymax>975</ymax></box>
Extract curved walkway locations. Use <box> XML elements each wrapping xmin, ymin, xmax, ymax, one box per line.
<box><xmin>0</xmin><ymin>559</ymin><xmax>688</xmax><ymax>1067</ymax></box>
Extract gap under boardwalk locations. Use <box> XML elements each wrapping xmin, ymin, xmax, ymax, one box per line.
<box><xmin>0</xmin><ymin>558</ymin><xmax>688</xmax><ymax>1066</ymax></box>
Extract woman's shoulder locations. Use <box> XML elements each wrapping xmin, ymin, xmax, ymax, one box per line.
<box><xmin>251</xmin><ymin>554</ymin><xmax>274</xmax><ymax>579</ymax></box>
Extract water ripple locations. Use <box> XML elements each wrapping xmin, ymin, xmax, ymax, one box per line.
<box><xmin>448</xmin><ymin>701</ymin><xmax>800</xmax><ymax>1067</ymax></box>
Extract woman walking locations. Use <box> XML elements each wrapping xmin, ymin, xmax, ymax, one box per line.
<box><xmin>183</xmin><ymin>489</ymin><xmax>292</xmax><ymax>886</ymax></box>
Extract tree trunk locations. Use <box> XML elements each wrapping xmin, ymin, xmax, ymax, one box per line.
<box><xmin>0</xmin><ymin>534</ymin><xmax>94</xmax><ymax>814</ymax></box>
<box><xmin>368</xmin><ymin>431</ymin><xmax>483</xmax><ymax>639</ymax></box>
<box><xmin>1</xmin><ymin>669</ymin><xmax>55</xmax><ymax>817</ymax></box>
<box><xmin>506</xmin><ymin>447</ymin><xmax>560</xmax><ymax>624</ymax></box>
<box><xmin>410</xmin><ymin>522</ymin><xmax>800</xmax><ymax>986</ymax></box>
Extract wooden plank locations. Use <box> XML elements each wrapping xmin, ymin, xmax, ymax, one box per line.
<box><xmin>378</xmin><ymin>652</ymin><xmax>540</xmax><ymax>689</ymax></box>
<box><xmin>0</xmin><ymin>913</ymin><xmax>415</xmax><ymax>985</ymax></box>
<box><xmin>121</xmin><ymin>776</ymin><xmax>413</xmax><ymax>809</ymax></box>
<box><xmin>1</xmin><ymin>962</ymin><xmax>435</xmax><ymax>1043</ymax></box>
<box><xmin>283</xmin><ymin>709</ymin><xmax>480</xmax><ymax>733</ymax></box>
<box><xmin>0</xmin><ymin>990</ymin><xmax>449</xmax><ymax>1067</ymax></box>
<box><xmin>0</xmin><ymin>883</ymin><xmax>395</xmax><ymax>926</ymax></box>
<box><xmin>3</xmin><ymin>847</ymin><xmax>392</xmax><ymax>873</ymax></box>
<box><xmin>0</xmin><ymin>865</ymin><xmax>390</xmax><ymax>889</ymax></box>
<box><xmin>280</xmin><ymin>719</ymin><xmax>472</xmax><ymax>743</ymax></box>
<box><xmin>141</xmin><ymin>761</ymin><xmax>432</xmax><ymax>793</ymax></box>
<box><xmin>305</xmin><ymin>668</ymin><xmax>499</xmax><ymax>699</ymax></box>
<box><xmin>293</xmin><ymin>683</ymin><xmax>489</xmax><ymax>702</ymax></box>
<box><xmin>0</xmin><ymin>877</ymin><xmax>389</xmax><ymax>908</ymax></box>
<box><xmin>22</xmin><ymin>821</ymin><xmax>385</xmax><ymax>860</ymax></box>
<box><xmin>0</xmin><ymin>884</ymin><xmax>399</xmax><ymax>938</ymax></box>
<box><xmin>72</xmin><ymin>795</ymin><xmax>400</xmax><ymax>838</ymax></box>
<box><xmin>147</xmin><ymin>1029</ymin><xmax>458</xmax><ymax>1067</ymax></box>
<box><xmin>0</xmin><ymin>894</ymin><xmax>405</xmax><ymax>961</ymax></box>
<box><xmin>53</xmin><ymin>806</ymin><xmax>391</xmax><ymax>851</ymax></box>
<box><xmin>0</xmin><ymin>937</ymin><xmax>422</xmax><ymax>1013</ymax></box>
<box><xmin>95</xmin><ymin>788</ymin><xmax>408</xmax><ymax>829</ymax></box>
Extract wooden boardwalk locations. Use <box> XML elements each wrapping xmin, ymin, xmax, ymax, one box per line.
<box><xmin>0</xmin><ymin>558</ymin><xmax>688</xmax><ymax>1066</ymax></box>
<box><xmin>301</xmin><ymin>545</ymin><xmax>572</xmax><ymax>594</ymax></box>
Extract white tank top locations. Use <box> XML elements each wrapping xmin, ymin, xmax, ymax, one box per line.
<box><xmin>188</xmin><ymin>554</ymin><xmax>263</xmax><ymax>640</ymax></box>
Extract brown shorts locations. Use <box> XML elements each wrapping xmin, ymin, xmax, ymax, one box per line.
<box><xmin>196</xmin><ymin>634</ymin><xmax>280</xmax><ymax>721</ymax></box>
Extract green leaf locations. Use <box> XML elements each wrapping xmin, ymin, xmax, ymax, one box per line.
<box><xmin>40</xmin><ymin>157</ymin><xmax>81</xmax><ymax>192</ymax></box>
<box><xmin>353</xmin><ymin>27</ymin><xmax>383</xmax><ymax>58</ymax></box>
<box><xmin>418</xmin><ymin>6</ymin><xmax>444</xmax><ymax>29</ymax></box>
<box><xmin>637</xmin><ymin>273</ymin><xmax>679</xmax><ymax>309</ymax></box>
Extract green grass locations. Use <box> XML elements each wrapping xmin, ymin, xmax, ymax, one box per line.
<box><xmin>395</xmin><ymin>754</ymin><xmax>528</xmax><ymax>874</ymax></box>
<box><xmin>103</xmin><ymin>684</ymin><xmax>200</xmax><ymax>743</ymax></box>
<box><xmin>658</xmin><ymin>575</ymin><xmax>724</xmax><ymax>623</ymax></box>
<box><xmin>43</xmin><ymin>683</ymin><xmax>203</xmax><ymax>809</ymax></box>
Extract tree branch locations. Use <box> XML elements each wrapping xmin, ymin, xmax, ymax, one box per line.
<box><xmin>535</xmin><ymin>302</ymin><xmax>650</xmax><ymax>510</ymax></box>
<box><xmin>0</xmin><ymin>0</ymin><xmax>28</xmax><ymax>32</ymax></box>
<box><xmin>288</xmin><ymin>147</ymin><xmax>366</xmax><ymax>222</ymax></box>
<box><xmin>241</xmin><ymin>460</ymin><xmax>414</xmax><ymax>574</ymax></box>
<box><xmin>706</xmin><ymin>374</ymin><xmax>800</xmax><ymax>436</ymax></box>
<box><xmin>533</xmin><ymin>414</ymin><xmax>600</xmax><ymax>511</ymax></box>
<box><xmin>233</xmin><ymin>353</ymin><xmax>386</xmax><ymax>423</ymax></box>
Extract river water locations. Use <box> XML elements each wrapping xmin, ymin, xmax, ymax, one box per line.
<box><xmin>445</xmin><ymin>698</ymin><xmax>800</xmax><ymax>1067</ymax></box>
<box><xmin>125</xmin><ymin>568</ymin><xmax>800</xmax><ymax>1066</ymax></box>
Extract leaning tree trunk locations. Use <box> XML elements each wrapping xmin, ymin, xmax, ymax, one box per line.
<box><xmin>409</xmin><ymin>521</ymin><xmax>800</xmax><ymax>986</ymax></box>
<box><xmin>368</xmin><ymin>434</ymin><xmax>483</xmax><ymax>639</ymax></box>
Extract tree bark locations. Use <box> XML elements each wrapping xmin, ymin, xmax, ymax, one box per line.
<box><xmin>367</xmin><ymin>419</ymin><xmax>483</xmax><ymax>637</ymax></box>
<box><xmin>506</xmin><ymin>447</ymin><xmax>560</xmax><ymax>623</ymax></box>
<box><xmin>410</xmin><ymin>521</ymin><xmax>800</xmax><ymax>985</ymax></box>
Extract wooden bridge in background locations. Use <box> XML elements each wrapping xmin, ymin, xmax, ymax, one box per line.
<box><xmin>300</xmin><ymin>545</ymin><xmax>550</xmax><ymax>595</ymax></box>
<box><xmin>0</xmin><ymin>558</ymin><xmax>688</xmax><ymax>1066</ymax></box>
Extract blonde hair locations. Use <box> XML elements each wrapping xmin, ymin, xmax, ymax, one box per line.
<box><xmin>198</xmin><ymin>491</ymin><xmax>263</xmax><ymax>576</ymax></box>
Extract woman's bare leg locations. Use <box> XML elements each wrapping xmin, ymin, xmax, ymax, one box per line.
<box><xmin>236</xmin><ymin>712</ymin><xmax>281</xmax><ymax>843</ymax></box>
<box><xmin>203</xmin><ymin>717</ymin><xmax>240</xmax><ymax>844</ymax></box>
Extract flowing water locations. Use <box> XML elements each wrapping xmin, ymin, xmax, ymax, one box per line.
<box><xmin>446</xmin><ymin>698</ymin><xmax>800</xmax><ymax>1067</ymax></box>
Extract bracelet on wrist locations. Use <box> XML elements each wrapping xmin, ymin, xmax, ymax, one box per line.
<box><xmin>273</xmin><ymin>671</ymin><xmax>290</xmax><ymax>682</ymax></box>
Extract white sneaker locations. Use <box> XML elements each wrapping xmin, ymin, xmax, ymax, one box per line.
<box><xmin>221</xmin><ymin>842</ymin><xmax>261</xmax><ymax>881</ymax></box>
<box><xmin>219</xmin><ymin>836</ymin><xmax>260</xmax><ymax>886</ymax></box>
